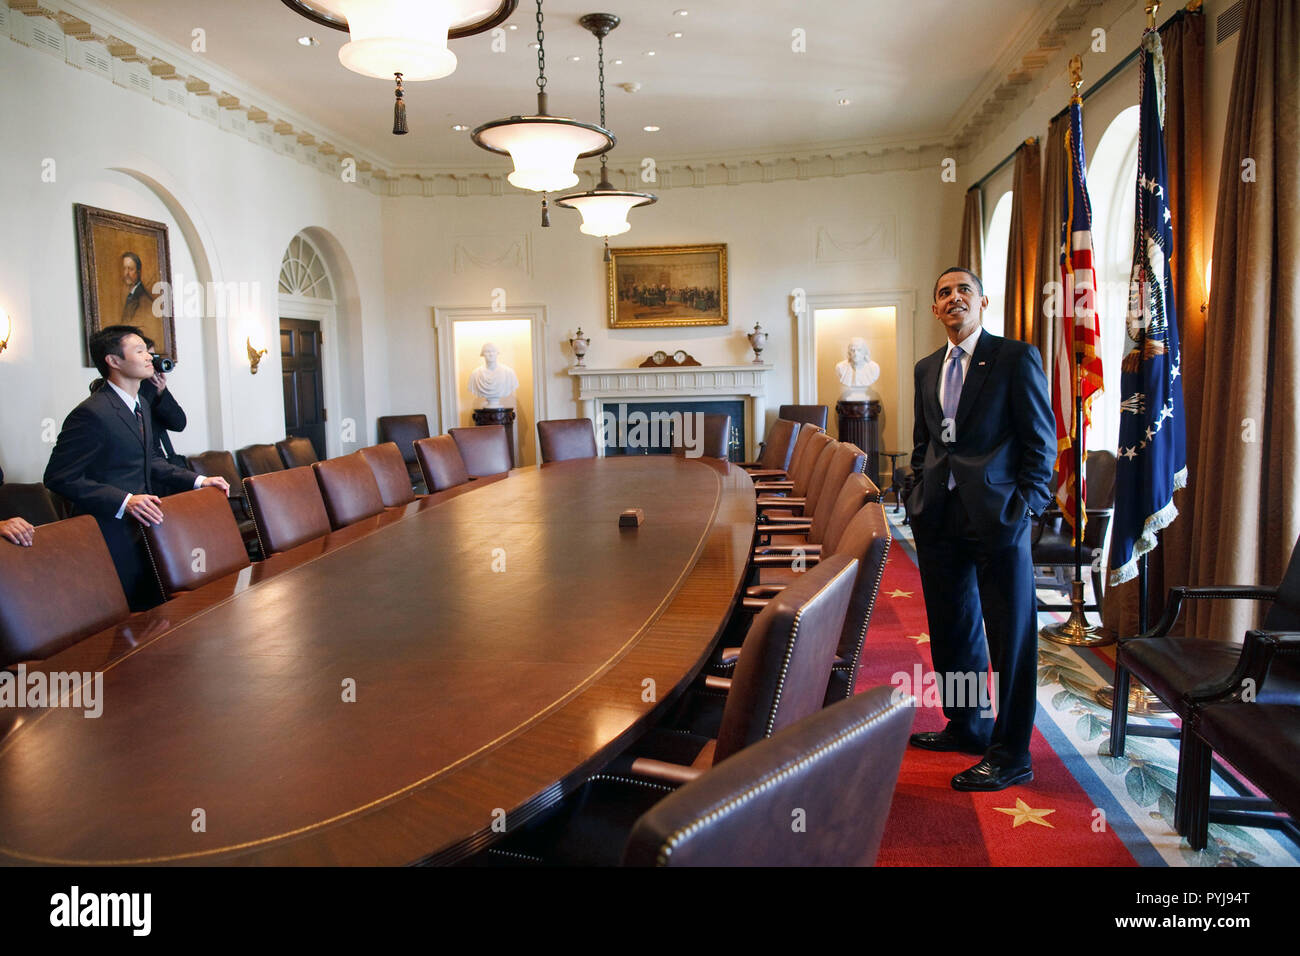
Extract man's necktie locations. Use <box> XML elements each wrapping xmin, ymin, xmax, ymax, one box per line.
<box><xmin>942</xmin><ymin>346</ymin><xmax>963</xmax><ymax>489</ymax></box>
<box><xmin>135</xmin><ymin>402</ymin><xmax>145</xmax><ymax>444</ymax></box>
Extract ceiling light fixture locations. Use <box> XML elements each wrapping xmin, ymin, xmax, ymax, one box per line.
<box><xmin>472</xmin><ymin>0</ymin><xmax>615</xmax><ymax>223</ymax></box>
<box><xmin>451</xmin><ymin>123</ymin><xmax>470</xmax><ymax>130</ymax></box>
<box><xmin>297</xmin><ymin>35</ymin><xmax>319</xmax><ymax>46</ymax></box>
<box><xmin>669</xmin><ymin>32</ymin><xmax>682</xmax><ymax>38</ymax></box>
<box><xmin>280</xmin><ymin>1</ymin><xmax>518</xmax><ymax>134</ymax></box>
<box><xmin>556</xmin><ymin>13</ymin><xmax>657</xmax><ymax>259</ymax></box>
<box><xmin>642</xmin><ymin>125</ymin><xmax>660</xmax><ymax>131</ymax></box>
<box><xmin>673</xmin><ymin>9</ymin><xmax>688</xmax><ymax>15</ymax></box>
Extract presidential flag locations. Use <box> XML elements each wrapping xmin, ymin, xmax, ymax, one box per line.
<box><xmin>1051</xmin><ymin>93</ymin><xmax>1105</xmax><ymax>535</ymax></box>
<box><xmin>1108</xmin><ymin>28</ymin><xmax>1188</xmax><ymax>586</ymax></box>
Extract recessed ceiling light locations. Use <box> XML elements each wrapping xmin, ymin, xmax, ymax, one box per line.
<box><xmin>613</xmin><ymin>58</ymin><xmax>623</xmax><ymax>65</ymax></box>
<box><xmin>568</xmin><ymin>55</ymin><xmax>581</xmax><ymax>61</ymax></box>
<box><xmin>297</xmin><ymin>36</ymin><xmax>318</xmax><ymax>47</ymax></box>
<box><xmin>645</xmin><ymin>50</ymin><xmax>656</xmax><ymax>56</ymax></box>
<box><xmin>837</xmin><ymin>98</ymin><xmax>852</xmax><ymax>106</ymax></box>
<box><xmin>674</xmin><ymin>9</ymin><xmax>689</xmax><ymax>15</ymax></box>
<box><xmin>528</xmin><ymin>41</ymin><xmax>539</xmax><ymax>49</ymax></box>
<box><xmin>669</xmin><ymin>32</ymin><xmax>683</xmax><ymax>38</ymax></box>
<box><xmin>451</xmin><ymin>124</ymin><xmax>469</xmax><ymax>131</ymax></box>
<box><xmin>643</xmin><ymin>125</ymin><xmax>660</xmax><ymax>132</ymax></box>
<box><xmin>508</xmin><ymin>24</ymin><xmax>517</xmax><ymax>30</ymax></box>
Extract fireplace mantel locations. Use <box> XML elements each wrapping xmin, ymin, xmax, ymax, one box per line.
<box><xmin>568</xmin><ymin>364</ymin><xmax>774</xmax><ymax>459</ymax></box>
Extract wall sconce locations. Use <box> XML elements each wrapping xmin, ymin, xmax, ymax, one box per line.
<box><xmin>247</xmin><ymin>336</ymin><xmax>268</xmax><ymax>374</ymax></box>
<box><xmin>0</xmin><ymin>309</ymin><xmax>10</xmax><ymax>355</ymax></box>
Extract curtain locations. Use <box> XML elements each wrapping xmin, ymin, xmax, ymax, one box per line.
<box><xmin>1003</xmin><ymin>139</ymin><xmax>1042</xmax><ymax>345</ymax></box>
<box><xmin>1032</xmin><ymin>115</ymin><xmax>1069</xmax><ymax>376</ymax></box>
<box><xmin>957</xmin><ymin>187</ymin><xmax>984</xmax><ymax>278</ymax></box>
<box><xmin>1186</xmin><ymin>0</ymin><xmax>1299</xmax><ymax>639</ymax></box>
<box><xmin>1103</xmin><ymin>7</ymin><xmax>1209</xmax><ymax>638</ymax></box>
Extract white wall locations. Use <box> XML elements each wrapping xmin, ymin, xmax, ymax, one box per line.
<box><xmin>0</xmin><ymin>36</ymin><xmax>385</xmax><ymax>482</ymax></box>
<box><xmin>379</xmin><ymin>168</ymin><xmax>961</xmax><ymax>441</ymax></box>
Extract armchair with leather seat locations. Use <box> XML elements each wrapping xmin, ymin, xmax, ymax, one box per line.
<box><xmin>377</xmin><ymin>414</ymin><xmax>431</xmax><ymax>488</ymax></box>
<box><xmin>312</xmin><ymin>452</ymin><xmax>386</xmax><ymax>529</ymax></box>
<box><xmin>746</xmin><ymin>423</ymin><xmax>824</xmax><ymax>485</ymax></box>
<box><xmin>276</xmin><ymin>436</ymin><xmax>319</xmax><ymax>469</ymax></box>
<box><xmin>671</xmin><ymin>413</ymin><xmax>732</xmax><ymax>461</ymax></box>
<box><xmin>243</xmin><ymin>466</ymin><xmax>333</xmax><ymax>556</ymax></box>
<box><xmin>142</xmin><ymin>486</ymin><xmax>251</xmax><ymax>599</ymax></box>
<box><xmin>0</xmin><ymin>482</ymin><xmax>61</xmax><ymax>526</ymax></box>
<box><xmin>621</xmin><ymin>685</ymin><xmax>912</xmax><ymax>866</ymax></box>
<box><xmin>415</xmin><ymin>435</ymin><xmax>471</xmax><ymax>492</ymax></box>
<box><xmin>235</xmin><ymin>443</ymin><xmax>285</xmax><ymax>478</ymax></box>
<box><xmin>537</xmin><ymin>418</ymin><xmax>598</xmax><ymax>464</ymax></box>
<box><xmin>449</xmin><ymin>425</ymin><xmax>512</xmax><ymax>478</ymax></box>
<box><xmin>738</xmin><ymin>418</ymin><xmax>799</xmax><ymax>473</ymax></box>
<box><xmin>757</xmin><ymin>440</ymin><xmax>864</xmax><ymax>522</ymax></box>
<box><xmin>1108</xmin><ymin>533</ymin><xmax>1300</xmax><ymax>836</ymax></box>
<box><xmin>1031</xmin><ymin>450</ymin><xmax>1117</xmax><ymax>612</ymax></box>
<box><xmin>358</xmin><ymin>442</ymin><xmax>418</xmax><ymax>508</ymax></box>
<box><xmin>778</xmin><ymin>404</ymin><xmax>828</xmax><ymax>430</ymax></box>
<box><xmin>188</xmin><ymin>449</ymin><xmax>262</xmax><ymax>558</ymax></box>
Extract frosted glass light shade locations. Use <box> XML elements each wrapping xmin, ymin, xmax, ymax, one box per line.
<box><xmin>336</xmin><ymin>0</ymin><xmax>457</xmax><ymax>80</ymax></box>
<box><xmin>559</xmin><ymin>193</ymin><xmax>645</xmax><ymax>237</ymax></box>
<box><xmin>474</xmin><ymin>119</ymin><xmax>613</xmax><ymax>193</ymax></box>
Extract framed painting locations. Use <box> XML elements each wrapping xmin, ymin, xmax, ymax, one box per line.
<box><xmin>74</xmin><ymin>203</ymin><xmax>176</xmax><ymax>363</ymax></box>
<box><xmin>607</xmin><ymin>243</ymin><xmax>727</xmax><ymax>328</ymax></box>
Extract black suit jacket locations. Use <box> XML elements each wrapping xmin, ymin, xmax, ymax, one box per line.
<box><xmin>906</xmin><ymin>331</ymin><xmax>1055</xmax><ymax>547</ymax></box>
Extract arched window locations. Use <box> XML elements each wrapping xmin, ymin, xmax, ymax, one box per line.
<box><xmin>279</xmin><ymin>233</ymin><xmax>334</xmax><ymax>301</ymax></box>
<box><xmin>1084</xmin><ymin>105</ymin><xmax>1140</xmax><ymax>453</ymax></box>
<box><xmin>982</xmin><ymin>190</ymin><xmax>1014</xmax><ymax>337</ymax></box>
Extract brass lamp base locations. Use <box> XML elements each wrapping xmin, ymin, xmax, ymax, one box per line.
<box><xmin>1040</xmin><ymin>581</ymin><xmax>1115</xmax><ymax>647</ymax></box>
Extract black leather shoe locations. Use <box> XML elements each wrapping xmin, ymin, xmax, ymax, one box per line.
<box><xmin>908</xmin><ymin>729</ymin><xmax>986</xmax><ymax>756</ymax></box>
<box><xmin>951</xmin><ymin>757</ymin><xmax>1033</xmax><ymax>791</ymax></box>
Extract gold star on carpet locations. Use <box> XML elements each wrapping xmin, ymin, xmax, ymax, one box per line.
<box><xmin>907</xmin><ymin>632</ymin><xmax>930</xmax><ymax>645</ymax></box>
<box><xmin>993</xmin><ymin>798</ymin><xmax>1055</xmax><ymax>829</ymax></box>
<box><xmin>888</xmin><ymin>588</ymin><xmax>913</xmax><ymax>598</ymax></box>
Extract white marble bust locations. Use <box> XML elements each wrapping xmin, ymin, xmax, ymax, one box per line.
<box><xmin>467</xmin><ymin>342</ymin><xmax>519</xmax><ymax>408</ymax></box>
<box><xmin>835</xmin><ymin>337</ymin><xmax>881</xmax><ymax>402</ymax></box>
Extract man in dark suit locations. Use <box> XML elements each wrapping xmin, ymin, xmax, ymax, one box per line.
<box><xmin>906</xmin><ymin>267</ymin><xmax>1055</xmax><ymax>791</ymax></box>
<box><xmin>45</xmin><ymin>325</ymin><xmax>228</xmax><ymax>609</ymax></box>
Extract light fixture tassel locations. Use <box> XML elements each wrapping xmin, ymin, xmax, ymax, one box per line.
<box><xmin>392</xmin><ymin>72</ymin><xmax>408</xmax><ymax>135</ymax></box>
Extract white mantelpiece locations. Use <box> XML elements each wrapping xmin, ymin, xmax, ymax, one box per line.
<box><xmin>568</xmin><ymin>365</ymin><xmax>774</xmax><ymax>459</ymax></box>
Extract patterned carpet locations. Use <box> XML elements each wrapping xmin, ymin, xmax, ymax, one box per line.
<box><xmin>865</xmin><ymin>508</ymin><xmax>1300</xmax><ymax>867</ymax></box>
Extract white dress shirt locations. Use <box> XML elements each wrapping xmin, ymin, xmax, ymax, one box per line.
<box><xmin>938</xmin><ymin>325</ymin><xmax>982</xmax><ymax>413</ymax></box>
<box><xmin>104</xmin><ymin>379</ymin><xmax>203</xmax><ymax>519</ymax></box>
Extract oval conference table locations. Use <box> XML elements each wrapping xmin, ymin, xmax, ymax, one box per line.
<box><xmin>0</xmin><ymin>456</ymin><xmax>756</xmax><ymax>865</ymax></box>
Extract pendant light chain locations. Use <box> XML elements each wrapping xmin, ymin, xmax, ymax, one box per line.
<box><xmin>597</xmin><ymin>33</ymin><xmax>607</xmax><ymax>173</ymax></box>
<box><xmin>535</xmin><ymin>0</ymin><xmax>546</xmax><ymax>93</ymax></box>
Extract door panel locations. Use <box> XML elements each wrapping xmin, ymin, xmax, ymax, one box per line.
<box><xmin>280</xmin><ymin>317</ymin><xmax>326</xmax><ymax>459</ymax></box>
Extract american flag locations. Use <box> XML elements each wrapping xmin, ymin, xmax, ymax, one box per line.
<box><xmin>1051</xmin><ymin>94</ymin><xmax>1105</xmax><ymax>535</ymax></box>
<box><xmin>1108</xmin><ymin>28</ymin><xmax>1188</xmax><ymax>586</ymax></box>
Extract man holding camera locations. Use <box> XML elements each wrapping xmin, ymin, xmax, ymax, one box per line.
<box><xmin>45</xmin><ymin>324</ymin><xmax>228</xmax><ymax>609</ymax></box>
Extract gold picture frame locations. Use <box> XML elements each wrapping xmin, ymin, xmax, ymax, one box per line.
<box><xmin>606</xmin><ymin>243</ymin><xmax>728</xmax><ymax>328</ymax></box>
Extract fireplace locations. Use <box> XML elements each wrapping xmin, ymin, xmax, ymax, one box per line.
<box><xmin>602</xmin><ymin>400</ymin><xmax>746</xmax><ymax>462</ymax></box>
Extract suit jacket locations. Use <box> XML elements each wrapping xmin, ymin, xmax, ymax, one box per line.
<box><xmin>906</xmin><ymin>331</ymin><xmax>1054</xmax><ymax>546</ymax></box>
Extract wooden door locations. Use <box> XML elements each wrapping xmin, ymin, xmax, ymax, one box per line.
<box><xmin>280</xmin><ymin>317</ymin><xmax>326</xmax><ymax>459</ymax></box>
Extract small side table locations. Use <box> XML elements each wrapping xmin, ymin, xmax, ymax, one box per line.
<box><xmin>881</xmin><ymin>451</ymin><xmax>908</xmax><ymax>512</ymax></box>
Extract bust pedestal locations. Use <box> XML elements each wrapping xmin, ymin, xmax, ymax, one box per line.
<box><xmin>472</xmin><ymin>406</ymin><xmax>517</xmax><ymax>469</ymax></box>
<box><xmin>836</xmin><ymin>399</ymin><xmax>881</xmax><ymax>486</ymax></box>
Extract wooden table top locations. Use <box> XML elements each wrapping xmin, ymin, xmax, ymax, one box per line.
<box><xmin>0</xmin><ymin>456</ymin><xmax>755</xmax><ymax>865</ymax></box>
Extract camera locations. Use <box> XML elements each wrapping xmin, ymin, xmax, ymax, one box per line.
<box><xmin>151</xmin><ymin>353</ymin><xmax>176</xmax><ymax>374</ymax></box>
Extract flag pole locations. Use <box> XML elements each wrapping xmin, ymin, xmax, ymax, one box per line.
<box><xmin>1042</xmin><ymin>53</ymin><xmax>1109</xmax><ymax>647</ymax></box>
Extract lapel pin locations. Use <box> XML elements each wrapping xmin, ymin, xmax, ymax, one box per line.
<box><xmin>978</xmin><ymin>361</ymin><xmax>986</xmax><ymax>366</ymax></box>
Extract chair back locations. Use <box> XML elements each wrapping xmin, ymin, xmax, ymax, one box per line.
<box><xmin>415</xmin><ymin>435</ymin><xmax>471</xmax><ymax>491</ymax></box>
<box><xmin>377</xmin><ymin>415</ymin><xmax>431</xmax><ymax>467</ymax></box>
<box><xmin>0</xmin><ymin>515</ymin><xmax>129</xmax><ymax>666</ymax></box>
<box><xmin>778</xmin><ymin>404</ymin><xmax>829</xmax><ymax>430</ymax></box>
<box><xmin>805</xmin><ymin>442</ymin><xmax>866</xmax><ymax>518</ymax></box>
<box><xmin>0</xmin><ymin>482</ymin><xmax>61</xmax><ymax>526</ymax></box>
<box><xmin>622</xmin><ymin>686</ymin><xmax>912</xmax><ymax>867</ymax></box>
<box><xmin>825</xmin><ymin>502</ymin><xmax>893</xmax><ymax>703</ymax></box>
<box><xmin>537</xmin><ymin>418</ymin><xmax>598</xmax><ymax>463</ymax></box>
<box><xmin>359</xmin><ymin>442</ymin><xmax>416</xmax><ymax>507</ymax></box>
<box><xmin>784</xmin><ymin>424</ymin><xmax>826</xmax><ymax>480</ymax></box>
<box><xmin>788</xmin><ymin>431</ymin><xmax>833</xmax><ymax>498</ymax></box>
<box><xmin>142</xmin><ymin>487</ymin><xmax>251</xmax><ymax>597</ymax></box>
<box><xmin>814</xmin><ymin>473</ymin><xmax>876</xmax><ymax>549</ymax></box>
<box><xmin>313</xmin><ymin>452</ymin><xmax>386</xmax><ymax>529</ymax></box>
<box><xmin>243</xmin><ymin>466</ymin><xmax>332</xmax><ymax>555</ymax></box>
<box><xmin>1083</xmin><ymin>450</ymin><xmax>1117</xmax><ymax>548</ymax></box>
<box><xmin>235</xmin><ymin>443</ymin><xmax>285</xmax><ymax>478</ymax></box>
<box><xmin>449</xmin><ymin>425</ymin><xmax>512</xmax><ymax>478</ymax></box>
<box><xmin>798</xmin><ymin>439</ymin><xmax>838</xmax><ymax>506</ymax></box>
<box><xmin>672</xmin><ymin>413</ymin><xmax>732</xmax><ymax>460</ymax></box>
<box><xmin>277</xmin><ymin>436</ymin><xmax>320</xmax><ymax>469</ymax></box>
<box><xmin>714</xmin><ymin>553</ymin><xmax>857</xmax><ymax>763</ymax></box>
<box><xmin>1264</xmin><ymin>533</ymin><xmax>1300</xmax><ymax>631</ymax></box>
<box><xmin>188</xmin><ymin>450</ymin><xmax>251</xmax><ymax>520</ymax></box>
<box><xmin>758</xmin><ymin>419</ymin><xmax>800</xmax><ymax>471</ymax></box>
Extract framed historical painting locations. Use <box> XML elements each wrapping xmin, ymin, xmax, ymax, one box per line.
<box><xmin>74</xmin><ymin>203</ymin><xmax>176</xmax><ymax>363</ymax></box>
<box><xmin>607</xmin><ymin>243</ymin><xmax>728</xmax><ymax>328</ymax></box>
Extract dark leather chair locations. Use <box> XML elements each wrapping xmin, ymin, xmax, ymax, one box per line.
<box><xmin>377</xmin><ymin>414</ymin><xmax>431</xmax><ymax>487</ymax></box>
<box><xmin>1186</xmin><ymin>699</ymin><xmax>1300</xmax><ymax>852</ymax></box>
<box><xmin>778</xmin><ymin>403</ymin><xmax>829</xmax><ymax>430</ymax></box>
<box><xmin>672</xmin><ymin>413</ymin><xmax>731</xmax><ymax>460</ymax></box>
<box><xmin>188</xmin><ymin>449</ymin><xmax>261</xmax><ymax>557</ymax></box>
<box><xmin>0</xmin><ymin>482</ymin><xmax>61</xmax><ymax>526</ymax></box>
<box><xmin>751</xmin><ymin>429</ymin><xmax>832</xmax><ymax>502</ymax></box>
<box><xmin>313</xmin><ymin>452</ymin><xmax>386</xmax><ymax>529</ymax></box>
<box><xmin>747</xmin><ymin>422</ymin><xmax>824</xmax><ymax>484</ymax></box>
<box><xmin>537</xmin><ymin>418</ymin><xmax>598</xmax><ymax>464</ymax></box>
<box><xmin>414</xmin><ymin>435</ymin><xmax>471</xmax><ymax>492</ymax></box>
<box><xmin>758</xmin><ymin>441</ymin><xmax>865</xmax><ymax>524</ymax></box>
<box><xmin>1109</xmin><ymin>533</ymin><xmax>1300</xmax><ymax>836</ymax></box>
<box><xmin>277</xmin><ymin>436</ymin><xmax>319</xmax><ymax>469</ymax></box>
<box><xmin>235</xmin><ymin>443</ymin><xmax>285</xmax><ymax>478</ymax></box>
<box><xmin>243</xmin><ymin>466</ymin><xmax>333</xmax><ymax>556</ymax></box>
<box><xmin>142</xmin><ymin>486</ymin><xmax>251</xmax><ymax>598</ymax></box>
<box><xmin>622</xmin><ymin>685</ymin><xmax>912</xmax><ymax>866</ymax></box>
<box><xmin>1032</xmin><ymin>450</ymin><xmax>1117</xmax><ymax>611</ymax></box>
<box><xmin>740</xmin><ymin>418</ymin><xmax>800</xmax><ymax>473</ymax></box>
<box><xmin>449</xmin><ymin>425</ymin><xmax>511</xmax><ymax>478</ymax></box>
<box><xmin>0</xmin><ymin>515</ymin><xmax>130</xmax><ymax>667</ymax></box>
<box><xmin>359</xmin><ymin>442</ymin><xmax>417</xmax><ymax>508</ymax></box>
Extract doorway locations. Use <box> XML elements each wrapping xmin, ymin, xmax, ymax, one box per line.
<box><xmin>280</xmin><ymin>317</ymin><xmax>326</xmax><ymax>460</ymax></box>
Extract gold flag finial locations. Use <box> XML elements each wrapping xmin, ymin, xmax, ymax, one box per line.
<box><xmin>1068</xmin><ymin>54</ymin><xmax>1083</xmax><ymax>93</ymax></box>
<box><xmin>1146</xmin><ymin>2</ymin><xmax>1160</xmax><ymax>29</ymax></box>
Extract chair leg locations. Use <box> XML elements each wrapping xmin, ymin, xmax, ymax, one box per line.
<box><xmin>1174</xmin><ymin>725</ymin><xmax>1194</xmax><ymax>834</ymax></box>
<box><xmin>1108</xmin><ymin>663</ymin><xmax>1130</xmax><ymax>757</ymax></box>
<box><xmin>1185</xmin><ymin>734</ymin><xmax>1213</xmax><ymax>852</ymax></box>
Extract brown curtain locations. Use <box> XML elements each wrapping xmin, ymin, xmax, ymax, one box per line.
<box><xmin>1003</xmin><ymin>139</ymin><xmax>1042</xmax><ymax>344</ymax></box>
<box><xmin>1186</xmin><ymin>0</ymin><xmax>1299</xmax><ymax>639</ymax></box>
<box><xmin>1032</xmin><ymin>114</ymin><xmax>1069</xmax><ymax>375</ymax></box>
<box><xmin>1103</xmin><ymin>8</ymin><xmax>1209</xmax><ymax>638</ymax></box>
<box><xmin>957</xmin><ymin>187</ymin><xmax>984</xmax><ymax>278</ymax></box>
